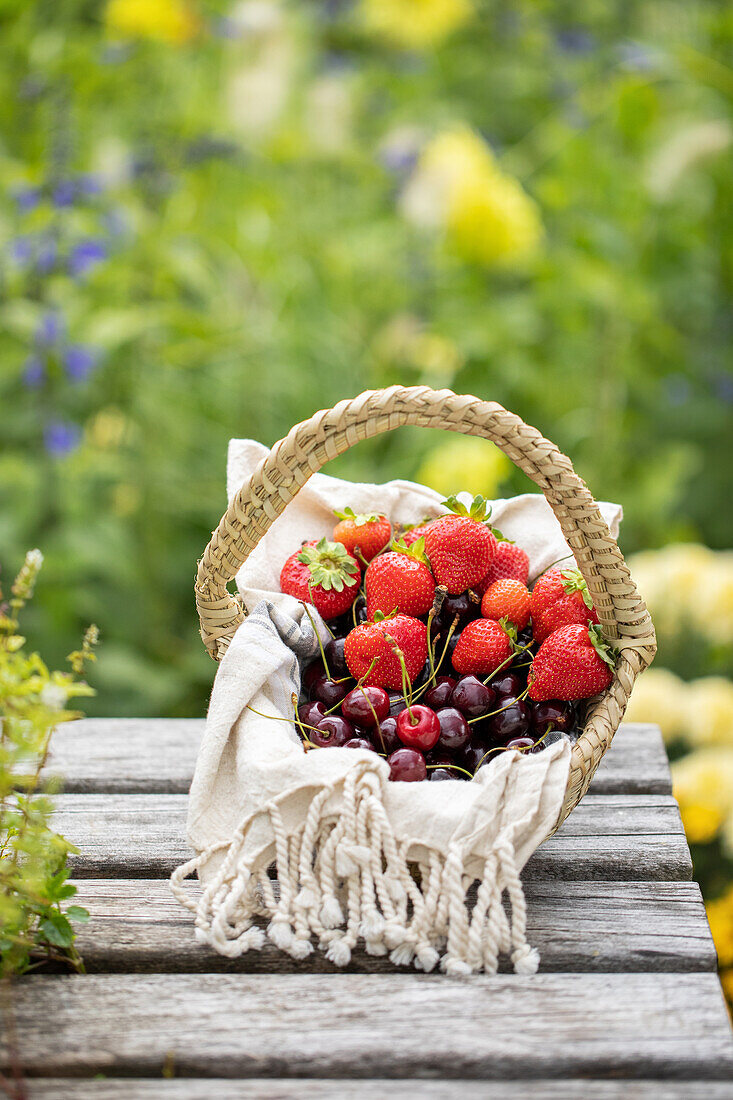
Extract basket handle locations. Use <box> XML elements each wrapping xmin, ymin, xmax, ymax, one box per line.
<box><xmin>196</xmin><ymin>385</ymin><xmax>655</xmax><ymax>664</ymax></box>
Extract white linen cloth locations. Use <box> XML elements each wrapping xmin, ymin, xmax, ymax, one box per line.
<box><xmin>171</xmin><ymin>439</ymin><xmax>622</xmax><ymax>974</ymax></box>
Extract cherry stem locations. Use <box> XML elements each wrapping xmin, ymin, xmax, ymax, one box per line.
<box><xmin>357</xmin><ymin>684</ymin><xmax>383</xmax><ymax>741</ymax></box>
<box><xmin>322</xmin><ymin>655</ymin><xmax>379</xmax><ymax>716</ymax></box>
<box><xmin>480</xmin><ymin>640</ymin><xmax>534</xmax><ymax>686</ymax></box>
<box><xmin>353</xmin><ymin>545</ymin><xmax>369</xmax><ymax>570</ymax></box>
<box><xmin>302</xmin><ymin>602</ymin><xmax>332</xmax><ymax>678</ymax></box>
<box><xmin>386</xmin><ymin>635</ymin><xmax>414</xmax><ymax>719</ymax></box>
<box><xmin>467</xmin><ymin>686</ymin><xmax>530</xmax><ymax>725</ymax></box>
<box><xmin>411</xmin><ymin>616</ymin><xmax>459</xmax><ymax>704</ymax></box>
<box><xmin>247</xmin><ymin>703</ymin><xmax>321</xmax><ymax>740</ymax></box>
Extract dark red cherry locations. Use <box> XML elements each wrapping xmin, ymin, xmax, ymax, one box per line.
<box><xmin>460</xmin><ymin>740</ymin><xmax>494</xmax><ymax>774</ymax></box>
<box><xmin>435</xmin><ymin>707</ymin><xmax>470</xmax><ymax>752</ymax></box>
<box><xmin>451</xmin><ymin>676</ymin><xmax>496</xmax><ymax>718</ymax></box>
<box><xmin>423</xmin><ymin>675</ymin><xmax>457</xmax><ymax>710</ymax></box>
<box><xmin>396</xmin><ymin>705</ymin><xmax>441</xmax><ymax>752</ymax></box>
<box><xmin>298</xmin><ymin>701</ymin><xmax>326</xmax><ymax>731</ymax></box>
<box><xmin>490</xmin><ymin>672</ymin><xmax>523</xmax><ymax>699</ymax></box>
<box><xmin>344</xmin><ymin>737</ymin><xmax>377</xmax><ymax>751</ymax></box>
<box><xmin>372</xmin><ymin>716</ymin><xmax>401</xmax><ymax>755</ymax></box>
<box><xmin>312</xmin><ymin>675</ymin><xmax>354</xmax><ymax>708</ymax></box>
<box><xmin>414</xmin><ymin>661</ymin><xmax>432</xmax><ymax>689</ymax></box>
<box><xmin>532</xmin><ymin>700</ymin><xmax>575</xmax><ymax>735</ymax></box>
<box><xmin>430</xmin><ymin>767</ymin><xmax>456</xmax><ymax>782</ymax></box>
<box><xmin>342</xmin><ymin>685</ymin><xmax>390</xmax><ymax>727</ymax></box>
<box><xmin>491</xmin><ymin>698</ymin><xmax>531</xmax><ymax>741</ymax></box>
<box><xmin>324</xmin><ymin>636</ymin><xmax>349</xmax><ymax>679</ymax></box>
<box><xmin>437</xmin><ymin>592</ymin><xmax>480</xmax><ymax>629</ymax></box>
<box><xmin>302</xmin><ymin>659</ymin><xmax>325</xmax><ymax>693</ymax></box>
<box><xmin>387</xmin><ymin>690</ymin><xmax>407</xmax><ymax>717</ymax></box>
<box><xmin>311</xmin><ymin>715</ymin><xmax>355</xmax><ymax>747</ymax></box>
<box><xmin>506</xmin><ymin>736</ymin><xmax>536</xmax><ymax>752</ymax></box>
<box><xmin>388</xmin><ymin>747</ymin><xmax>427</xmax><ymax>782</ymax></box>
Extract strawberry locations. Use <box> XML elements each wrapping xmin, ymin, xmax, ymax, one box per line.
<box><xmin>280</xmin><ymin>538</ymin><xmax>361</xmax><ymax>620</ymax></box>
<box><xmin>475</xmin><ymin>539</ymin><xmax>529</xmax><ymax>594</ymax></box>
<box><xmin>530</xmin><ymin>568</ymin><xmax>600</xmax><ymax>644</ymax></box>
<box><xmin>400</xmin><ymin>519</ymin><xmax>437</xmax><ymax>548</ymax></box>
<box><xmin>344</xmin><ymin>613</ymin><xmax>428</xmax><ymax>690</ymax></box>
<box><xmin>528</xmin><ymin>623</ymin><xmax>615</xmax><ymax>701</ymax></box>
<box><xmin>333</xmin><ymin>507</ymin><xmax>391</xmax><ymax>564</ymax></box>
<box><xmin>424</xmin><ymin>496</ymin><xmax>496</xmax><ymax>595</ymax></box>
<box><xmin>365</xmin><ymin>538</ymin><xmax>436</xmax><ymax>619</ymax></box>
<box><xmin>451</xmin><ymin>618</ymin><xmax>513</xmax><ymax>677</ymax></box>
<box><xmin>481</xmin><ymin>578</ymin><xmax>531</xmax><ymax>631</ymax></box>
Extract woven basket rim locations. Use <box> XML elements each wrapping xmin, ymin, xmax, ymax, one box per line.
<box><xmin>195</xmin><ymin>385</ymin><xmax>656</xmax><ymax>827</ymax></box>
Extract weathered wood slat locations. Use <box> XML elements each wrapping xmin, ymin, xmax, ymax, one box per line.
<box><xmin>5</xmin><ymin>973</ymin><xmax>732</xmax><ymax>1080</ymax></box>
<box><xmin>52</xmin><ymin>793</ymin><xmax>692</xmax><ymax>881</ymax></box>
<box><xmin>67</xmin><ymin>878</ymin><xmax>716</xmax><ymax>974</ymax></box>
<box><xmin>25</xmin><ymin>1079</ymin><xmax>733</xmax><ymax>1099</ymax></box>
<box><xmin>45</xmin><ymin>720</ymin><xmax>672</xmax><ymax>796</ymax></box>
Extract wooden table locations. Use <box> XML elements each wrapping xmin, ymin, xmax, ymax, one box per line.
<box><xmin>4</xmin><ymin>719</ymin><xmax>732</xmax><ymax>1098</ymax></box>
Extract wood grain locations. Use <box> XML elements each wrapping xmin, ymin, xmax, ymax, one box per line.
<box><xmin>66</xmin><ymin>878</ymin><xmax>716</xmax><ymax>974</ymax></box>
<box><xmin>44</xmin><ymin>720</ymin><xmax>672</xmax><ymax>796</ymax></box>
<box><xmin>51</xmin><ymin>792</ymin><xmax>692</xmax><ymax>881</ymax></box>
<box><xmin>25</xmin><ymin>1080</ymin><xmax>733</xmax><ymax>1099</ymax></box>
<box><xmin>5</xmin><ymin>973</ymin><xmax>732</xmax><ymax>1080</ymax></box>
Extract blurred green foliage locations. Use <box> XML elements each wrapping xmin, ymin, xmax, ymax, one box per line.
<box><xmin>0</xmin><ymin>0</ymin><xmax>731</xmax><ymax>717</ymax></box>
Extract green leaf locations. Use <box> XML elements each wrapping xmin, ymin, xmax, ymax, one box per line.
<box><xmin>66</xmin><ymin>905</ymin><xmax>90</xmax><ymax>924</ymax></box>
<box><xmin>334</xmin><ymin>506</ymin><xmax>383</xmax><ymax>527</ymax></box>
<box><xmin>39</xmin><ymin>915</ymin><xmax>74</xmax><ymax>948</ymax></box>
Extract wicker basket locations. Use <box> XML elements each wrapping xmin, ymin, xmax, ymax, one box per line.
<box><xmin>195</xmin><ymin>385</ymin><xmax>656</xmax><ymax>828</ymax></box>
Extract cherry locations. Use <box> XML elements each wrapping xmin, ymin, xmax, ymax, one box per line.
<box><xmin>517</xmin><ymin>626</ymin><xmax>534</xmax><ymax>647</ymax></box>
<box><xmin>324</xmin><ymin>636</ymin><xmax>349</xmax><ymax>680</ymax></box>
<box><xmin>312</xmin><ymin>675</ymin><xmax>354</xmax><ymax>708</ymax></box>
<box><xmin>342</xmin><ymin>685</ymin><xmax>390</xmax><ymax>727</ymax></box>
<box><xmin>430</xmin><ymin>767</ymin><xmax>456</xmax><ymax>782</ymax></box>
<box><xmin>460</xmin><ymin>740</ymin><xmax>493</xmax><ymax>774</ymax></box>
<box><xmin>435</xmin><ymin>707</ymin><xmax>471</xmax><ymax>752</ymax></box>
<box><xmin>387</xmin><ymin>690</ymin><xmax>407</xmax><ymax>717</ymax></box>
<box><xmin>423</xmin><ymin>676</ymin><xmax>457</xmax><ymax>710</ymax></box>
<box><xmin>311</xmin><ymin>715</ymin><xmax>355</xmax><ymax>748</ymax></box>
<box><xmin>302</xmin><ymin>658</ymin><xmax>325</xmax><ymax>693</ymax></box>
<box><xmin>388</xmin><ymin>747</ymin><xmax>427</xmax><ymax>782</ymax></box>
<box><xmin>396</xmin><ymin>705</ymin><xmax>441</xmax><ymax>752</ymax></box>
<box><xmin>298</xmin><ymin>701</ymin><xmax>326</xmax><ymax>730</ymax></box>
<box><xmin>353</xmin><ymin>595</ymin><xmax>368</xmax><ymax>623</ymax></box>
<box><xmin>437</xmin><ymin>592</ymin><xmax>480</xmax><ymax>629</ymax></box>
<box><xmin>452</xmin><ymin>676</ymin><xmax>496</xmax><ymax>718</ymax></box>
<box><xmin>425</xmin><ymin>749</ymin><xmax>455</xmax><ymax>766</ymax></box>
<box><xmin>490</xmin><ymin>672</ymin><xmax>523</xmax><ymax>699</ymax></box>
<box><xmin>532</xmin><ymin>700</ymin><xmax>575</xmax><ymax>735</ymax></box>
<box><xmin>344</xmin><ymin>737</ymin><xmax>377</xmax><ymax>751</ymax></box>
<box><xmin>414</xmin><ymin>661</ymin><xmax>432</xmax><ymax>689</ymax></box>
<box><xmin>372</xmin><ymin>716</ymin><xmax>401</xmax><ymax>755</ymax></box>
<box><xmin>506</xmin><ymin>736</ymin><xmax>536</xmax><ymax>752</ymax></box>
<box><xmin>490</xmin><ymin>698</ymin><xmax>531</xmax><ymax>741</ymax></box>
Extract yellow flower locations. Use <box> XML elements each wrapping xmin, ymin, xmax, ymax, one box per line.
<box><xmin>706</xmin><ymin>885</ymin><xmax>733</xmax><ymax>968</ymax></box>
<box><xmin>416</xmin><ymin>435</ymin><xmax>511</xmax><ymax>499</ymax></box>
<box><xmin>106</xmin><ymin>0</ymin><xmax>199</xmax><ymax>44</ymax></box>
<box><xmin>627</xmin><ymin>544</ymin><xmax>733</xmax><ymax>645</ymax></box>
<box><xmin>625</xmin><ymin>668</ymin><xmax>688</xmax><ymax>744</ymax></box>
<box><xmin>672</xmin><ymin>748</ymin><xmax>733</xmax><ymax>843</ymax></box>
<box><xmin>361</xmin><ymin>0</ymin><xmax>472</xmax><ymax>49</ymax></box>
<box><xmin>685</xmin><ymin>678</ymin><xmax>733</xmax><ymax>748</ymax></box>
<box><xmin>400</xmin><ymin>128</ymin><xmax>542</xmax><ymax>267</ymax></box>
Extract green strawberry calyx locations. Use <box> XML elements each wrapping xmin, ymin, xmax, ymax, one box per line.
<box><xmin>491</xmin><ymin>526</ymin><xmax>511</xmax><ymax>543</ymax></box>
<box><xmin>392</xmin><ymin>535</ymin><xmax>430</xmax><ymax>567</ymax></box>
<box><xmin>297</xmin><ymin>538</ymin><xmax>360</xmax><ymax>592</ymax></box>
<box><xmin>498</xmin><ymin>617</ymin><xmax>519</xmax><ymax>644</ymax></box>
<box><xmin>371</xmin><ymin>608</ymin><xmax>398</xmax><ymax>624</ymax></box>
<box><xmin>588</xmin><ymin>624</ymin><xmax>617</xmax><ymax>670</ymax></box>
<box><xmin>442</xmin><ymin>494</ymin><xmax>493</xmax><ymax>525</ymax></box>
<box><xmin>560</xmin><ymin>568</ymin><xmax>594</xmax><ymax>610</ymax></box>
<box><xmin>334</xmin><ymin>506</ymin><xmax>385</xmax><ymax>528</ymax></box>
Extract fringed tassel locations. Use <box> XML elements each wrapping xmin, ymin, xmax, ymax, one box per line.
<box><xmin>170</xmin><ymin>761</ymin><xmax>540</xmax><ymax>975</ymax></box>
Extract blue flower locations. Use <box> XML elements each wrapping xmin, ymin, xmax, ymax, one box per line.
<box><xmin>36</xmin><ymin>312</ymin><xmax>63</xmax><ymax>346</ymax></box>
<box><xmin>556</xmin><ymin>28</ymin><xmax>595</xmax><ymax>53</ymax></box>
<box><xmin>9</xmin><ymin>236</ymin><xmax>33</xmax><ymax>264</ymax></box>
<box><xmin>52</xmin><ymin>180</ymin><xmax>76</xmax><ymax>208</ymax></box>
<box><xmin>64</xmin><ymin>345</ymin><xmax>97</xmax><ymax>382</ymax></box>
<box><xmin>617</xmin><ymin>40</ymin><xmax>660</xmax><ymax>72</ymax></box>
<box><xmin>713</xmin><ymin>373</ymin><xmax>733</xmax><ymax>404</ymax></box>
<box><xmin>78</xmin><ymin>174</ymin><xmax>102</xmax><ymax>197</ymax></box>
<box><xmin>36</xmin><ymin>236</ymin><xmax>58</xmax><ymax>275</ymax></box>
<box><xmin>69</xmin><ymin>239</ymin><xmax>108</xmax><ymax>278</ymax></box>
<box><xmin>22</xmin><ymin>356</ymin><xmax>45</xmax><ymax>388</ymax></box>
<box><xmin>44</xmin><ymin>420</ymin><xmax>81</xmax><ymax>458</ymax></box>
<box><xmin>12</xmin><ymin>186</ymin><xmax>41</xmax><ymax>212</ymax></box>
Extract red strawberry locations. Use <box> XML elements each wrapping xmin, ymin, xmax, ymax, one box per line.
<box><xmin>451</xmin><ymin>618</ymin><xmax>513</xmax><ymax>677</ymax></box>
<box><xmin>365</xmin><ymin>539</ymin><xmax>436</xmax><ymax>619</ymax></box>
<box><xmin>424</xmin><ymin>496</ymin><xmax>496</xmax><ymax>595</ymax></box>
<box><xmin>528</xmin><ymin>623</ymin><xmax>615</xmax><ymax>701</ymax></box>
<box><xmin>475</xmin><ymin>540</ymin><xmax>529</xmax><ymax>594</ymax></box>
<box><xmin>481</xmin><ymin>578</ymin><xmax>531</xmax><ymax>631</ymax></box>
<box><xmin>333</xmin><ymin>507</ymin><xmax>391</xmax><ymax>564</ymax></box>
<box><xmin>344</xmin><ymin>613</ymin><xmax>427</xmax><ymax>690</ymax></box>
<box><xmin>280</xmin><ymin>538</ymin><xmax>361</xmax><ymax>620</ymax></box>
<box><xmin>530</xmin><ymin>568</ymin><xmax>599</xmax><ymax>644</ymax></box>
<box><xmin>400</xmin><ymin>519</ymin><xmax>437</xmax><ymax>548</ymax></box>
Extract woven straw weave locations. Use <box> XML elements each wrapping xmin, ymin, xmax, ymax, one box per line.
<box><xmin>195</xmin><ymin>386</ymin><xmax>656</xmax><ymax>826</ymax></box>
